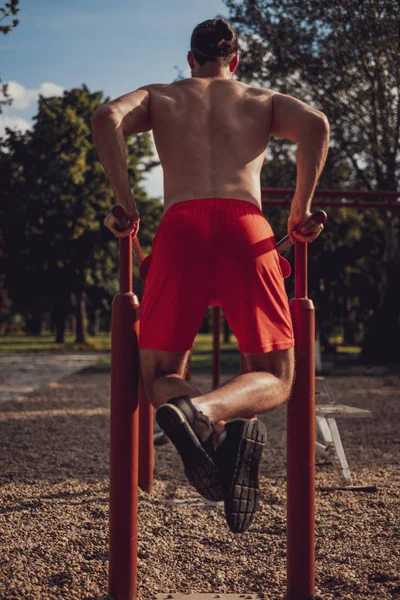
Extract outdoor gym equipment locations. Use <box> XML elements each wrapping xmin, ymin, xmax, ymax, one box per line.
<box><xmin>108</xmin><ymin>202</ymin><xmax>327</xmax><ymax>600</ymax></box>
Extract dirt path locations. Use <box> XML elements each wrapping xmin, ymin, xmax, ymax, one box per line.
<box><xmin>0</xmin><ymin>352</ymin><xmax>108</xmax><ymax>404</ymax></box>
<box><xmin>0</xmin><ymin>368</ymin><xmax>398</xmax><ymax>599</ymax></box>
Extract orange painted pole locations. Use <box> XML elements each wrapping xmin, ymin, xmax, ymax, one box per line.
<box><xmin>138</xmin><ymin>381</ymin><xmax>154</xmax><ymax>494</ymax></box>
<box><xmin>212</xmin><ymin>306</ymin><xmax>221</xmax><ymax>389</ymax></box>
<box><xmin>110</xmin><ymin>205</ymin><xmax>154</xmax><ymax>498</ymax></box>
<box><xmin>137</xmin><ymin>280</ymin><xmax>154</xmax><ymax>495</ymax></box>
<box><xmin>109</xmin><ymin>234</ymin><xmax>140</xmax><ymax>600</ymax></box>
<box><xmin>287</xmin><ymin>240</ymin><xmax>316</xmax><ymax>600</ymax></box>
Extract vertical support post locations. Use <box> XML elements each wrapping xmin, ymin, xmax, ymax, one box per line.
<box><xmin>212</xmin><ymin>306</ymin><xmax>221</xmax><ymax>389</ymax></box>
<box><xmin>109</xmin><ymin>235</ymin><xmax>139</xmax><ymax>600</ymax></box>
<box><xmin>287</xmin><ymin>240</ymin><xmax>316</xmax><ymax>600</ymax></box>
<box><xmin>138</xmin><ymin>283</ymin><xmax>154</xmax><ymax>495</ymax></box>
<box><xmin>138</xmin><ymin>382</ymin><xmax>154</xmax><ymax>494</ymax></box>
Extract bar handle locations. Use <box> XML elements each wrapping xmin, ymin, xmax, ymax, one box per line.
<box><xmin>111</xmin><ymin>204</ymin><xmax>131</xmax><ymax>232</ymax></box>
<box><xmin>276</xmin><ymin>210</ymin><xmax>327</xmax><ymax>254</ymax></box>
<box><xmin>111</xmin><ymin>204</ymin><xmax>145</xmax><ymax>264</ymax></box>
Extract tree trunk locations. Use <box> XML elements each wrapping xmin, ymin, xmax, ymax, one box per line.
<box><xmin>26</xmin><ymin>309</ymin><xmax>43</xmax><ymax>336</ymax></box>
<box><xmin>74</xmin><ymin>291</ymin><xmax>87</xmax><ymax>344</ymax></box>
<box><xmin>223</xmin><ymin>315</ymin><xmax>231</xmax><ymax>343</ymax></box>
<box><xmin>54</xmin><ymin>294</ymin><xmax>70</xmax><ymax>344</ymax></box>
<box><xmin>87</xmin><ymin>309</ymin><xmax>100</xmax><ymax>337</ymax></box>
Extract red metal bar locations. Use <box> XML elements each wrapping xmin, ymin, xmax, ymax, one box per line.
<box><xmin>109</xmin><ymin>234</ymin><xmax>140</xmax><ymax>600</ymax></box>
<box><xmin>111</xmin><ymin>205</ymin><xmax>154</xmax><ymax>497</ymax></box>
<box><xmin>277</xmin><ymin>210</ymin><xmax>327</xmax><ymax>254</ymax></box>
<box><xmin>138</xmin><ymin>277</ymin><xmax>154</xmax><ymax>495</ymax></box>
<box><xmin>212</xmin><ymin>306</ymin><xmax>221</xmax><ymax>389</ymax></box>
<box><xmin>262</xmin><ymin>187</ymin><xmax>400</xmax><ymax>199</ymax></box>
<box><xmin>138</xmin><ymin>382</ymin><xmax>154</xmax><ymax>495</ymax></box>
<box><xmin>111</xmin><ymin>204</ymin><xmax>145</xmax><ymax>264</ymax></box>
<box><xmin>287</xmin><ymin>239</ymin><xmax>316</xmax><ymax>600</ymax></box>
<box><xmin>294</xmin><ymin>241</ymin><xmax>307</xmax><ymax>299</ymax></box>
<box><xmin>119</xmin><ymin>236</ymin><xmax>132</xmax><ymax>294</ymax></box>
<box><xmin>262</xmin><ymin>199</ymin><xmax>400</xmax><ymax>209</ymax></box>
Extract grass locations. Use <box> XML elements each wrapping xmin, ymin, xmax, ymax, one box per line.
<box><xmin>0</xmin><ymin>331</ymin><xmax>362</xmax><ymax>376</ymax></box>
<box><xmin>78</xmin><ymin>332</ymin><xmax>241</xmax><ymax>375</ymax></box>
<box><xmin>191</xmin><ymin>333</ymin><xmax>240</xmax><ymax>373</ymax></box>
<box><xmin>0</xmin><ymin>332</ymin><xmax>111</xmax><ymax>353</ymax></box>
<box><xmin>336</xmin><ymin>345</ymin><xmax>361</xmax><ymax>354</ymax></box>
<box><xmin>0</xmin><ymin>331</ymin><xmax>240</xmax><ymax>374</ymax></box>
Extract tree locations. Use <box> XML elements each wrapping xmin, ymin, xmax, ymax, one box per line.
<box><xmin>1</xmin><ymin>0</ymin><xmax>20</xmax><ymax>114</ymax></box>
<box><xmin>0</xmin><ymin>0</ymin><xmax>19</xmax><ymax>34</ymax></box>
<box><xmin>0</xmin><ymin>85</ymin><xmax>162</xmax><ymax>343</ymax></box>
<box><xmin>225</xmin><ymin>0</ymin><xmax>400</xmax><ymax>362</ymax></box>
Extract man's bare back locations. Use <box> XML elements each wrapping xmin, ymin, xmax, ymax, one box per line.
<box><xmin>147</xmin><ymin>78</ymin><xmax>273</xmax><ymax>211</ymax></box>
<box><xmin>93</xmin><ymin>27</ymin><xmax>329</xmax><ymax>244</ymax></box>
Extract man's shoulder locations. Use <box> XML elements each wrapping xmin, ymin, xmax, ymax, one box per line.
<box><xmin>140</xmin><ymin>81</ymin><xmax>189</xmax><ymax>101</ymax></box>
<box><xmin>139</xmin><ymin>83</ymin><xmax>171</xmax><ymax>94</ymax></box>
<box><xmin>244</xmin><ymin>83</ymin><xmax>277</xmax><ymax>99</ymax></box>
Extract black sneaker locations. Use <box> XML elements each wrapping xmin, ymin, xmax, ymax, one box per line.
<box><xmin>215</xmin><ymin>419</ymin><xmax>267</xmax><ymax>534</ymax></box>
<box><xmin>156</xmin><ymin>396</ymin><xmax>223</xmax><ymax>501</ymax></box>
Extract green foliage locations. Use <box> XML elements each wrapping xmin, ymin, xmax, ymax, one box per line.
<box><xmin>226</xmin><ymin>0</ymin><xmax>399</xmax><ymax>189</ymax></box>
<box><xmin>0</xmin><ymin>332</ymin><xmax>111</xmax><ymax>352</ymax></box>
<box><xmin>0</xmin><ymin>0</ymin><xmax>19</xmax><ymax>35</ymax></box>
<box><xmin>0</xmin><ymin>0</ymin><xmax>20</xmax><ymax>114</ymax></box>
<box><xmin>0</xmin><ymin>84</ymin><xmax>162</xmax><ymax>339</ymax></box>
<box><xmin>226</xmin><ymin>0</ymin><xmax>400</xmax><ymax>361</ymax></box>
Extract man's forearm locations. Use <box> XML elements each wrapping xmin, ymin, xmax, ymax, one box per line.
<box><xmin>92</xmin><ymin>106</ymin><xmax>136</xmax><ymax>209</ymax></box>
<box><xmin>292</xmin><ymin>117</ymin><xmax>330</xmax><ymax>216</ymax></box>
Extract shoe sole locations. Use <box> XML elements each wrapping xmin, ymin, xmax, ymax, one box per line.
<box><xmin>225</xmin><ymin>419</ymin><xmax>266</xmax><ymax>534</ymax></box>
<box><xmin>156</xmin><ymin>404</ymin><xmax>223</xmax><ymax>502</ymax></box>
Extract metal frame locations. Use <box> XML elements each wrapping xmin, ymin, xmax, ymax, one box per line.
<box><xmin>109</xmin><ymin>194</ymin><xmax>385</xmax><ymax>599</ymax></box>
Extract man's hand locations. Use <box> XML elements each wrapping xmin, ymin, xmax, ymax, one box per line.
<box><xmin>104</xmin><ymin>205</ymin><xmax>140</xmax><ymax>239</ymax></box>
<box><xmin>288</xmin><ymin>209</ymin><xmax>324</xmax><ymax>244</ymax></box>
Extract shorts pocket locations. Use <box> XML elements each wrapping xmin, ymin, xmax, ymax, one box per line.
<box><xmin>278</xmin><ymin>254</ymin><xmax>291</xmax><ymax>279</ymax></box>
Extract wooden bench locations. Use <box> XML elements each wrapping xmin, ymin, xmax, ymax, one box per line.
<box><xmin>315</xmin><ymin>377</ymin><xmax>372</xmax><ymax>485</ymax></box>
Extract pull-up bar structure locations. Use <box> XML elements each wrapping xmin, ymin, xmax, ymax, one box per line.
<box><xmin>108</xmin><ymin>202</ymin><xmax>327</xmax><ymax>600</ymax></box>
<box><xmin>212</xmin><ymin>187</ymin><xmax>399</xmax><ymax>389</ymax></box>
<box><xmin>261</xmin><ymin>188</ymin><xmax>400</xmax><ymax>209</ymax></box>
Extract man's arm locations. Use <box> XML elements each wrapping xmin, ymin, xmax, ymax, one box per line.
<box><xmin>271</xmin><ymin>92</ymin><xmax>330</xmax><ymax>241</ymax></box>
<box><xmin>91</xmin><ymin>86</ymin><xmax>151</xmax><ymax>218</ymax></box>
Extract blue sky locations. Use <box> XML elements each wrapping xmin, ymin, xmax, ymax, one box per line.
<box><xmin>1</xmin><ymin>0</ymin><xmax>228</xmax><ymax>199</ymax></box>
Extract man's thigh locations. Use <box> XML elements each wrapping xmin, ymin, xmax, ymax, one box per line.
<box><xmin>139</xmin><ymin>348</ymin><xmax>191</xmax><ymax>381</ymax></box>
<box><xmin>243</xmin><ymin>347</ymin><xmax>295</xmax><ymax>387</ymax></box>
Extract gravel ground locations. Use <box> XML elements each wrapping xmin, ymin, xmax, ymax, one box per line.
<box><xmin>0</xmin><ymin>367</ymin><xmax>398</xmax><ymax>600</ymax></box>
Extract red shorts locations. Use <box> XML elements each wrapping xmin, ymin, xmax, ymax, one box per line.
<box><xmin>139</xmin><ymin>198</ymin><xmax>294</xmax><ymax>354</ymax></box>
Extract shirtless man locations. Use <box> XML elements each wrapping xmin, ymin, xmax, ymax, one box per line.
<box><xmin>92</xmin><ymin>18</ymin><xmax>329</xmax><ymax>534</ymax></box>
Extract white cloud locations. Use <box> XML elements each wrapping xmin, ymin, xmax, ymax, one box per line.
<box><xmin>38</xmin><ymin>82</ymin><xmax>64</xmax><ymax>98</ymax></box>
<box><xmin>0</xmin><ymin>115</ymin><xmax>32</xmax><ymax>138</ymax></box>
<box><xmin>1</xmin><ymin>81</ymin><xmax>64</xmax><ymax>111</ymax></box>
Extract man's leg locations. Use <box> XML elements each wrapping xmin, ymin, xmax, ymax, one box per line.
<box><xmin>140</xmin><ymin>348</ymin><xmax>202</xmax><ymax>409</ymax></box>
<box><xmin>141</xmin><ymin>346</ymin><xmax>294</xmax><ymax>423</ymax></box>
<box><xmin>143</xmin><ymin>345</ymin><xmax>294</xmax><ymax>533</ymax></box>
<box><xmin>195</xmin><ymin>347</ymin><xmax>295</xmax><ymax>423</ymax></box>
<box><xmin>140</xmin><ymin>346</ymin><xmax>224</xmax><ymax>502</ymax></box>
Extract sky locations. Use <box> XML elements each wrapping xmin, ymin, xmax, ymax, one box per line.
<box><xmin>1</xmin><ymin>0</ymin><xmax>229</xmax><ymax>199</ymax></box>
